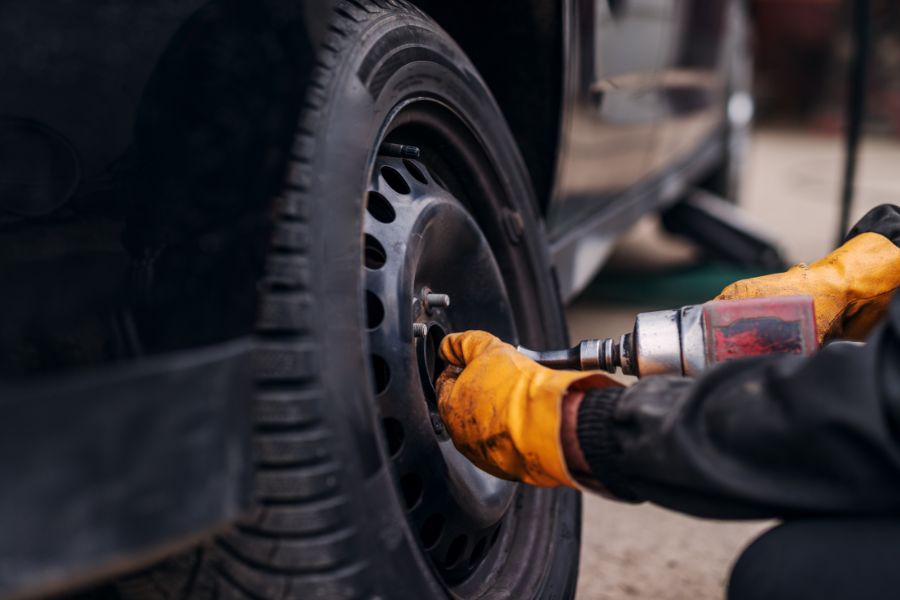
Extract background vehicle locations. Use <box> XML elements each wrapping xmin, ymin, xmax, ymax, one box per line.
<box><xmin>0</xmin><ymin>1</ymin><xmax>749</xmax><ymax>598</ymax></box>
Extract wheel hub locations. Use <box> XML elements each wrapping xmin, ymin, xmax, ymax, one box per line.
<box><xmin>364</xmin><ymin>154</ymin><xmax>517</xmax><ymax>582</ymax></box>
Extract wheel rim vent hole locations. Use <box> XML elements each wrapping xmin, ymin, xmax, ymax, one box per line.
<box><xmin>490</xmin><ymin>523</ymin><xmax>502</xmax><ymax>547</ymax></box>
<box><xmin>382</xmin><ymin>418</ymin><xmax>404</xmax><ymax>456</ymax></box>
<box><xmin>365</xmin><ymin>234</ymin><xmax>386</xmax><ymax>269</ymax></box>
<box><xmin>445</xmin><ymin>534</ymin><xmax>468</xmax><ymax>568</ymax></box>
<box><xmin>370</xmin><ymin>354</ymin><xmax>390</xmax><ymax>394</ymax></box>
<box><xmin>366</xmin><ymin>191</ymin><xmax>396</xmax><ymax>223</ymax></box>
<box><xmin>366</xmin><ymin>290</ymin><xmax>384</xmax><ymax>329</ymax></box>
<box><xmin>380</xmin><ymin>166</ymin><xmax>411</xmax><ymax>195</ymax></box>
<box><xmin>400</xmin><ymin>473</ymin><xmax>423</xmax><ymax>509</ymax></box>
<box><xmin>420</xmin><ymin>513</ymin><xmax>445</xmax><ymax>549</ymax></box>
<box><xmin>468</xmin><ymin>537</ymin><xmax>488</xmax><ymax>567</ymax></box>
<box><xmin>403</xmin><ymin>159</ymin><xmax>428</xmax><ymax>184</ymax></box>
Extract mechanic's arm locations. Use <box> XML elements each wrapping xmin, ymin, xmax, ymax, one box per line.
<box><xmin>574</xmin><ymin>203</ymin><xmax>900</xmax><ymax>518</ymax></box>
<box><xmin>439</xmin><ymin>205</ymin><xmax>900</xmax><ymax>518</ymax></box>
<box><xmin>574</xmin><ymin>308</ymin><xmax>900</xmax><ymax>518</ymax></box>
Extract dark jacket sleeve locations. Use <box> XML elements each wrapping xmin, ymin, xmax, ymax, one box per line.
<box><xmin>577</xmin><ymin>204</ymin><xmax>900</xmax><ymax>519</ymax></box>
<box><xmin>845</xmin><ymin>203</ymin><xmax>900</xmax><ymax>245</ymax></box>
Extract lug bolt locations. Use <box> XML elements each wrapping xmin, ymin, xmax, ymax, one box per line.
<box><xmin>424</xmin><ymin>293</ymin><xmax>451</xmax><ymax>312</ymax></box>
<box><xmin>413</xmin><ymin>322</ymin><xmax>428</xmax><ymax>338</ymax></box>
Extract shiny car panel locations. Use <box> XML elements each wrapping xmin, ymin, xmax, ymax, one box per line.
<box><xmin>549</xmin><ymin>0</ymin><xmax>738</xmax><ymax>298</ymax></box>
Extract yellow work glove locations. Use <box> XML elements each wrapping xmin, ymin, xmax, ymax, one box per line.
<box><xmin>436</xmin><ymin>331</ymin><xmax>620</xmax><ymax>488</ymax></box>
<box><xmin>717</xmin><ymin>232</ymin><xmax>900</xmax><ymax>343</ymax></box>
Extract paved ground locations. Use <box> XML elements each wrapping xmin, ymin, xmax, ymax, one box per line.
<box><xmin>569</xmin><ymin>127</ymin><xmax>900</xmax><ymax>599</ymax></box>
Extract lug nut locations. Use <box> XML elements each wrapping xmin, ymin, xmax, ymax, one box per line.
<box><xmin>424</xmin><ymin>293</ymin><xmax>450</xmax><ymax>311</ymax></box>
<box><xmin>413</xmin><ymin>323</ymin><xmax>428</xmax><ymax>338</ymax></box>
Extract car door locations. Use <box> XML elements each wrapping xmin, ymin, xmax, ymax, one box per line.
<box><xmin>646</xmin><ymin>0</ymin><xmax>732</xmax><ymax>175</ymax></box>
<box><xmin>549</xmin><ymin>0</ymin><xmax>669</xmax><ymax>232</ymax></box>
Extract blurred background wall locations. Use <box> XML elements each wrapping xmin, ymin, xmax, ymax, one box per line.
<box><xmin>754</xmin><ymin>0</ymin><xmax>900</xmax><ymax>135</ymax></box>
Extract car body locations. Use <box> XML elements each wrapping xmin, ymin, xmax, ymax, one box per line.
<box><xmin>0</xmin><ymin>1</ymin><xmax>748</xmax><ymax>598</ymax></box>
<box><xmin>417</xmin><ymin>0</ymin><xmax>749</xmax><ymax>297</ymax></box>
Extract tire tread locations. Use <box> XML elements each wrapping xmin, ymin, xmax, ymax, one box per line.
<box><xmin>213</xmin><ymin>2</ymin><xmax>406</xmax><ymax>598</ymax></box>
<box><xmin>116</xmin><ymin>2</ymin><xmax>555</xmax><ymax>599</ymax></box>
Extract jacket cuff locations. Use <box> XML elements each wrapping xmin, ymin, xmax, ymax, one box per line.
<box><xmin>845</xmin><ymin>204</ymin><xmax>900</xmax><ymax>247</ymax></box>
<box><xmin>577</xmin><ymin>387</ymin><xmax>640</xmax><ymax>502</ymax></box>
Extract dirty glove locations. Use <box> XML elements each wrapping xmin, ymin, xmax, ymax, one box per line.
<box><xmin>436</xmin><ymin>331</ymin><xmax>620</xmax><ymax>488</ymax></box>
<box><xmin>717</xmin><ymin>232</ymin><xmax>900</xmax><ymax>342</ymax></box>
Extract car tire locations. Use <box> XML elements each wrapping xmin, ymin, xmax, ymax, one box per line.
<box><xmin>117</xmin><ymin>1</ymin><xmax>581</xmax><ymax>599</ymax></box>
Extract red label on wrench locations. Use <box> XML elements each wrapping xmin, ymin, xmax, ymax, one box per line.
<box><xmin>703</xmin><ymin>296</ymin><xmax>819</xmax><ymax>365</ymax></box>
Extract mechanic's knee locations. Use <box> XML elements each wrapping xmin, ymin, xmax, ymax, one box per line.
<box><xmin>728</xmin><ymin>519</ymin><xmax>900</xmax><ymax>600</ymax></box>
<box><xmin>727</xmin><ymin>524</ymin><xmax>797</xmax><ymax>600</ymax></box>
<box><xmin>727</xmin><ymin>521</ymin><xmax>847</xmax><ymax>600</ymax></box>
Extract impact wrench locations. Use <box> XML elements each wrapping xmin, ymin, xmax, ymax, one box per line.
<box><xmin>518</xmin><ymin>295</ymin><xmax>820</xmax><ymax>377</ymax></box>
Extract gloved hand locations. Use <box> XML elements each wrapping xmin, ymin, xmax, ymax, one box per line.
<box><xmin>717</xmin><ymin>232</ymin><xmax>900</xmax><ymax>342</ymax></box>
<box><xmin>436</xmin><ymin>331</ymin><xmax>621</xmax><ymax>488</ymax></box>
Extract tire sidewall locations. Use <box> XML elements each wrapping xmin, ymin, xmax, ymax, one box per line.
<box><xmin>299</xmin><ymin>7</ymin><xmax>578</xmax><ymax>598</ymax></box>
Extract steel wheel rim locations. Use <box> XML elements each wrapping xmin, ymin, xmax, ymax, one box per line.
<box><xmin>364</xmin><ymin>146</ymin><xmax>519</xmax><ymax>583</ymax></box>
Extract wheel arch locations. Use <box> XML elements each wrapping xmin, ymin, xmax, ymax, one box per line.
<box><xmin>409</xmin><ymin>0</ymin><xmax>564</xmax><ymax>214</ymax></box>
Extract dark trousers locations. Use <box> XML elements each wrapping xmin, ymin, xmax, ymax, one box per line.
<box><xmin>728</xmin><ymin>519</ymin><xmax>900</xmax><ymax>600</ymax></box>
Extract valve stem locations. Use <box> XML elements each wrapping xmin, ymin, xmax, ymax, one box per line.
<box><xmin>380</xmin><ymin>143</ymin><xmax>421</xmax><ymax>158</ymax></box>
